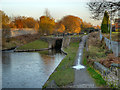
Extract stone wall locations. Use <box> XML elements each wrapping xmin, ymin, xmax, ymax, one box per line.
<box><xmin>11</xmin><ymin>30</ymin><xmax>37</xmax><ymax>37</ymax></box>
<box><xmin>94</xmin><ymin>62</ymin><xmax>119</xmax><ymax>88</ymax></box>
<box><xmin>62</xmin><ymin>37</ymin><xmax>71</xmax><ymax>48</ymax></box>
<box><xmin>94</xmin><ymin>62</ymin><xmax>110</xmax><ymax>76</ymax></box>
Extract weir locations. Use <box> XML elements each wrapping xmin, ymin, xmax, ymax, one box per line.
<box><xmin>72</xmin><ymin>49</ymin><xmax>85</xmax><ymax>70</ymax></box>
<box><xmin>72</xmin><ymin>36</ymin><xmax>86</xmax><ymax>70</ymax></box>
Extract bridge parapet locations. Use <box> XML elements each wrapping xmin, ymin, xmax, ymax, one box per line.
<box><xmin>40</xmin><ymin>37</ymin><xmax>63</xmax><ymax>49</ymax></box>
<box><xmin>40</xmin><ymin>36</ymin><xmax>82</xmax><ymax>49</ymax></box>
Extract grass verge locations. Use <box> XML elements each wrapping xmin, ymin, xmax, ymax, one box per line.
<box><xmin>102</xmin><ymin>32</ymin><xmax>120</xmax><ymax>42</ymax></box>
<box><xmin>2</xmin><ymin>34</ymin><xmax>41</xmax><ymax>50</ymax></box>
<box><xmin>83</xmin><ymin>49</ymin><xmax>106</xmax><ymax>87</ymax></box>
<box><xmin>17</xmin><ymin>40</ymin><xmax>48</xmax><ymax>50</ymax></box>
<box><xmin>2</xmin><ymin>41</ymin><xmax>17</xmax><ymax>49</ymax></box>
<box><xmin>43</xmin><ymin>42</ymin><xmax>79</xmax><ymax>88</ymax></box>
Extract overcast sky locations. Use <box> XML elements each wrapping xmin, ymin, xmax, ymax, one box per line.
<box><xmin>0</xmin><ymin>0</ymin><xmax>104</xmax><ymax>26</ymax></box>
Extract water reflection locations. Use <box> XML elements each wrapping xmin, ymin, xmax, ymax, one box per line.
<box><xmin>2</xmin><ymin>50</ymin><xmax>65</xmax><ymax>88</ymax></box>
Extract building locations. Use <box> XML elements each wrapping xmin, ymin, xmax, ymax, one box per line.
<box><xmin>115</xmin><ymin>18</ymin><xmax>120</xmax><ymax>32</ymax></box>
<box><xmin>112</xmin><ymin>25</ymin><xmax>115</xmax><ymax>32</ymax></box>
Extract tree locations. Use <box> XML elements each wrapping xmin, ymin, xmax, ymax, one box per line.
<box><xmin>13</xmin><ymin>16</ymin><xmax>38</xmax><ymax>29</ymax></box>
<box><xmin>0</xmin><ymin>10</ymin><xmax>11</xmax><ymax>38</ymax></box>
<box><xmin>14</xmin><ymin>16</ymin><xmax>24</xmax><ymax>29</ymax></box>
<box><xmin>87</xmin><ymin>0</ymin><xmax>120</xmax><ymax>41</ymax></box>
<box><xmin>1</xmin><ymin>10</ymin><xmax>10</xmax><ymax>25</ymax></box>
<box><xmin>96</xmin><ymin>25</ymin><xmax>101</xmax><ymax>29</ymax></box>
<box><xmin>58</xmin><ymin>15</ymin><xmax>83</xmax><ymax>33</ymax></box>
<box><xmin>87</xmin><ymin>0</ymin><xmax>120</xmax><ymax>20</ymax></box>
<box><xmin>82</xmin><ymin>21</ymin><xmax>93</xmax><ymax>29</ymax></box>
<box><xmin>9</xmin><ymin>21</ymin><xmax>16</xmax><ymax>28</ymax></box>
<box><xmin>57</xmin><ymin>24</ymin><xmax>65</xmax><ymax>33</ymax></box>
<box><xmin>39</xmin><ymin>9</ymin><xmax>55</xmax><ymax>35</ymax></box>
<box><xmin>101</xmin><ymin>11</ymin><xmax>110</xmax><ymax>33</ymax></box>
<box><xmin>34</xmin><ymin>22</ymin><xmax>39</xmax><ymax>32</ymax></box>
<box><xmin>0</xmin><ymin>10</ymin><xmax>11</xmax><ymax>47</ymax></box>
<box><xmin>25</xmin><ymin>17</ymin><xmax>36</xmax><ymax>28</ymax></box>
<box><xmin>44</xmin><ymin>8</ymin><xmax>51</xmax><ymax>18</ymax></box>
<box><xmin>39</xmin><ymin>16</ymin><xmax>55</xmax><ymax>35</ymax></box>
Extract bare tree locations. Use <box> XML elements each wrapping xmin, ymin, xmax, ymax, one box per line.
<box><xmin>44</xmin><ymin>8</ymin><xmax>51</xmax><ymax>18</ymax></box>
<box><xmin>87</xmin><ymin>0</ymin><xmax>120</xmax><ymax>20</ymax></box>
<box><xmin>87</xmin><ymin>0</ymin><xmax>120</xmax><ymax>45</ymax></box>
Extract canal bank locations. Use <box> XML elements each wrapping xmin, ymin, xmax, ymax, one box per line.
<box><xmin>2</xmin><ymin>34</ymin><xmax>83</xmax><ymax>88</ymax></box>
<box><xmin>43</xmin><ymin>35</ymin><xmax>97</xmax><ymax>88</ymax></box>
<box><xmin>2</xmin><ymin>35</ymin><xmax>66</xmax><ymax>88</ymax></box>
<box><xmin>43</xmin><ymin>41</ymin><xmax>80</xmax><ymax>88</ymax></box>
<box><xmin>2</xmin><ymin>34</ymin><xmax>41</xmax><ymax>50</ymax></box>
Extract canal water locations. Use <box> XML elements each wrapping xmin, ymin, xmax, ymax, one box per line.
<box><xmin>2</xmin><ymin>50</ymin><xmax>65</xmax><ymax>88</ymax></box>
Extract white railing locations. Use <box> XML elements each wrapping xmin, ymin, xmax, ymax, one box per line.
<box><xmin>100</xmin><ymin>30</ymin><xmax>120</xmax><ymax>57</ymax></box>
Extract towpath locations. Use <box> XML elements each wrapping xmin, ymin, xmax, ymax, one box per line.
<box><xmin>72</xmin><ymin>35</ymin><xmax>97</xmax><ymax>88</ymax></box>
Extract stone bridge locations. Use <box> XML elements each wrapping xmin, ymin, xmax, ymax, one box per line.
<box><xmin>40</xmin><ymin>36</ymin><xmax>82</xmax><ymax>50</ymax></box>
<box><xmin>13</xmin><ymin>36</ymin><xmax>82</xmax><ymax>52</ymax></box>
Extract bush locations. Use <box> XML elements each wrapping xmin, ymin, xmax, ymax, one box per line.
<box><xmin>2</xmin><ymin>24</ymin><xmax>11</xmax><ymax>38</ymax></box>
<box><xmin>2</xmin><ymin>24</ymin><xmax>11</xmax><ymax>47</ymax></box>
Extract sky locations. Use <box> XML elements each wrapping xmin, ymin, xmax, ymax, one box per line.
<box><xmin>0</xmin><ymin>0</ymin><xmax>103</xmax><ymax>26</ymax></box>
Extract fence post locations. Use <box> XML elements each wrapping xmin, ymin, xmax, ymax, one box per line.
<box><xmin>99</xmin><ymin>31</ymin><xmax>119</xmax><ymax>57</ymax></box>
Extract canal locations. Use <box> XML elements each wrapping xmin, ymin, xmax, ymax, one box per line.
<box><xmin>2</xmin><ymin>50</ymin><xmax>65</xmax><ymax>88</ymax></box>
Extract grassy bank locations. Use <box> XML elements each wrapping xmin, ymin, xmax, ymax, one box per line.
<box><xmin>2</xmin><ymin>41</ymin><xmax>17</xmax><ymax>49</ymax></box>
<box><xmin>83</xmin><ymin>49</ymin><xmax>106</xmax><ymax>87</ymax></box>
<box><xmin>102</xmin><ymin>32</ymin><xmax>120</xmax><ymax>42</ymax></box>
<box><xmin>2</xmin><ymin>34</ymin><xmax>41</xmax><ymax>50</ymax></box>
<box><xmin>82</xmin><ymin>32</ymin><xmax>119</xmax><ymax>87</ymax></box>
<box><xmin>17</xmin><ymin>40</ymin><xmax>48</xmax><ymax>50</ymax></box>
<box><xmin>43</xmin><ymin>42</ymin><xmax>79</xmax><ymax>88</ymax></box>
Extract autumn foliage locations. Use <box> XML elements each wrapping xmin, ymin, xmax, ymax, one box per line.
<box><xmin>1</xmin><ymin>10</ymin><xmax>97</xmax><ymax>36</ymax></box>
<box><xmin>1</xmin><ymin>10</ymin><xmax>11</xmax><ymax>47</ymax></box>
<box><xmin>10</xmin><ymin>16</ymin><xmax>39</xmax><ymax>31</ymax></box>
<box><xmin>56</xmin><ymin>15</ymin><xmax>83</xmax><ymax>33</ymax></box>
<box><xmin>39</xmin><ymin>16</ymin><xmax>55</xmax><ymax>35</ymax></box>
<box><xmin>56</xmin><ymin>24</ymin><xmax>65</xmax><ymax>33</ymax></box>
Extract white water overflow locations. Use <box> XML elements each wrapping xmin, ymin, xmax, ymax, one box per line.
<box><xmin>73</xmin><ymin>50</ymin><xmax>85</xmax><ymax>70</ymax></box>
